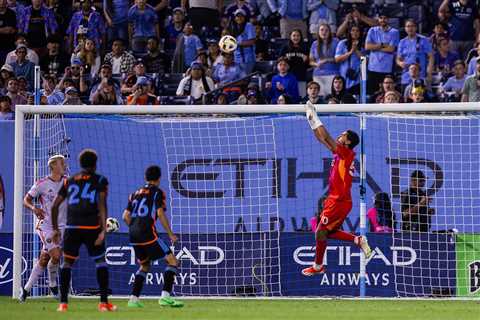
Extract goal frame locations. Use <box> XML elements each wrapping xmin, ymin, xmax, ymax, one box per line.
<box><xmin>13</xmin><ymin>102</ymin><xmax>480</xmax><ymax>299</ymax></box>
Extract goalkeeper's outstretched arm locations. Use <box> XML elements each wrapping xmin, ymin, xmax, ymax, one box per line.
<box><xmin>305</xmin><ymin>101</ymin><xmax>337</xmax><ymax>153</ymax></box>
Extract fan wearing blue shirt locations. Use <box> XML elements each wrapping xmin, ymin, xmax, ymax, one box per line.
<box><xmin>335</xmin><ymin>25</ymin><xmax>364</xmax><ymax>95</ymax></box>
<box><xmin>396</xmin><ymin>19</ymin><xmax>434</xmax><ymax>87</ymax></box>
<box><xmin>365</xmin><ymin>12</ymin><xmax>399</xmax><ymax>94</ymax></box>
<box><xmin>228</xmin><ymin>9</ymin><xmax>256</xmax><ymax>75</ymax></box>
<box><xmin>128</xmin><ymin>0</ymin><xmax>159</xmax><ymax>54</ymax></box>
<box><xmin>266</xmin><ymin>57</ymin><xmax>300</xmax><ymax>104</ymax></box>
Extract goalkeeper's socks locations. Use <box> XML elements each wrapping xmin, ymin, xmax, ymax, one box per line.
<box><xmin>24</xmin><ymin>262</ymin><xmax>46</xmax><ymax>292</ymax></box>
<box><xmin>162</xmin><ymin>265</ymin><xmax>178</xmax><ymax>294</ymax></box>
<box><xmin>132</xmin><ymin>270</ymin><xmax>146</xmax><ymax>297</ymax></box>
<box><xmin>96</xmin><ymin>263</ymin><xmax>109</xmax><ymax>303</ymax></box>
<box><xmin>59</xmin><ymin>267</ymin><xmax>71</xmax><ymax>304</ymax></box>
<box><xmin>314</xmin><ymin>239</ymin><xmax>327</xmax><ymax>266</ymax></box>
<box><xmin>47</xmin><ymin>260</ymin><xmax>59</xmax><ymax>288</ymax></box>
<box><xmin>328</xmin><ymin>230</ymin><xmax>355</xmax><ymax>242</ymax></box>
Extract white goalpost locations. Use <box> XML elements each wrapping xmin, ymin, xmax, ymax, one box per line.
<box><xmin>13</xmin><ymin>103</ymin><xmax>480</xmax><ymax>299</ymax></box>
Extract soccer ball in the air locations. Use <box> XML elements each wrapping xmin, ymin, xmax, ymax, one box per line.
<box><xmin>219</xmin><ymin>35</ymin><xmax>238</xmax><ymax>53</ymax></box>
<box><xmin>106</xmin><ymin>217</ymin><xmax>120</xmax><ymax>233</ymax></box>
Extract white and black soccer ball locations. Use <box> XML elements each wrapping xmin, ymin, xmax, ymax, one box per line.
<box><xmin>219</xmin><ymin>35</ymin><xmax>238</xmax><ymax>53</ymax></box>
<box><xmin>106</xmin><ymin>217</ymin><xmax>120</xmax><ymax>233</ymax></box>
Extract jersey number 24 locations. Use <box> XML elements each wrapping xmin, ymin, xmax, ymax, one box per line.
<box><xmin>68</xmin><ymin>183</ymin><xmax>97</xmax><ymax>205</ymax></box>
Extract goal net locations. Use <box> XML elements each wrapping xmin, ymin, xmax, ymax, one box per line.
<box><xmin>13</xmin><ymin>104</ymin><xmax>480</xmax><ymax>299</ymax></box>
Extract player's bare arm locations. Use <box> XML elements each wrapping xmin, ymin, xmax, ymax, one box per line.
<box><xmin>122</xmin><ymin>209</ymin><xmax>132</xmax><ymax>226</ymax></box>
<box><xmin>157</xmin><ymin>207</ymin><xmax>177</xmax><ymax>243</ymax></box>
<box><xmin>95</xmin><ymin>191</ymin><xmax>107</xmax><ymax>246</ymax></box>
<box><xmin>23</xmin><ymin>194</ymin><xmax>46</xmax><ymax>220</ymax></box>
<box><xmin>51</xmin><ymin>194</ymin><xmax>65</xmax><ymax>243</ymax></box>
<box><xmin>305</xmin><ymin>101</ymin><xmax>337</xmax><ymax>152</ymax></box>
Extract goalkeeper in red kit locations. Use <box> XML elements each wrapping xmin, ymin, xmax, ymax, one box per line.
<box><xmin>302</xmin><ymin>101</ymin><xmax>372</xmax><ymax>276</ymax></box>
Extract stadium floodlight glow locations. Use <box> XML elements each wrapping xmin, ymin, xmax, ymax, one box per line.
<box><xmin>13</xmin><ymin>103</ymin><xmax>480</xmax><ymax>299</ymax></box>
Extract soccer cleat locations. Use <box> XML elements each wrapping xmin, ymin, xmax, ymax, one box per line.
<box><xmin>301</xmin><ymin>265</ymin><xmax>326</xmax><ymax>276</ymax></box>
<box><xmin>357</xmin><ymin>236</ymin><xmax>372</xmax><ymax>259</ymax></box>
<box><xmin>159</xmin><ymin>296</ymin><xmax>184</xmax><ymax>308</ymax></box>
<box><xmin>18</xmin><ymin>287</ymin><xmax>28</xmax><ymax>302</ymax></box>
<box><xmin>56</xmin><ymin>303</ymin><xmax>68</xmax><ymax>312</ymax></box>
<box><xmin>49</xmin><ymin>286</ymin><xmax>59</xmax><ymax>300</ymax></box>
<box><xmin>127</xmin><ymin>300</ymin><xmax>145</xmax><ymax>308</ymax></box>
<box><xmin>98</xmin><ymin>302</ymin><xmax>118</xmax><ymax>312</ymax></box>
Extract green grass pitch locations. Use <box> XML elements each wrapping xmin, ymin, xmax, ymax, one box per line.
<box><xmin>1</xmin><ymin>297</ymin><xmax>479</xmax><ymax>320</ymax></box>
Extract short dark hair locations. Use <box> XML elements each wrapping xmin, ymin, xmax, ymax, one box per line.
<box><xmin>79</xmin><ymin>149</ymin><xmax>97</xmax><ymax>170</ymax></box>
<box><xmin>145</xmin><ymin>165</ymin><xmax>161</xmax><ymax>181</ymax></box>
<box><xmin>411</xmin><ymin>170</ymin><xmax>425</xmax><ymax>180</ymax></box>
<box><xmin>112</xmin><ymin>38</ymin><xmax>125</xmax><ymax>46</ymax></box>
<box><xmin>307</xmin><ymin>81</ymin><xmax>320</xmax><ymax>89</ymax></box>
<box><xmin>277</xmin><ymin>56</ymin><xmax>289</xmax><ymax>65</ymax></box>
<box><xmin>346</xmin><ymin>130</ymin><xmax>359</xmax><ymax>149</ymax></box>
<box><xmin>0</xmin><ymin>95</ymin><xmax>12</xmax><ymax>104</ymax></box>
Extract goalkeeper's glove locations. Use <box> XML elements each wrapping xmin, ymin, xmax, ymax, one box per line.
<box><xmin>305</xmin><ymin>101</ymin><xmax>323</xmax><ymax>130</ymax></box>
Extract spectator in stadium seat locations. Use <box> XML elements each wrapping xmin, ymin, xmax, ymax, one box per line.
<box><xmin>0</xmin><ymin>95</ymin><xmax>13</xmax><ymax>120</ymax></box>
<box><xmin>121</xmin><ymin>59</ymin><xmax>149</xmax><ymax>95</ymax></box>
<box><xmin>126</xmin><ymin>75</ymin><xmax>158</xmax><ymax>105</ymax></box>
<box><xmin>172</xmin><ymin>22</ymin><xmax>204</xmax><ymax>72</ymax></box>
<box><xmin>396</xmin><ymin>19</ymin><xmax>434</xmax><ymax>90</ymax></box>
<box><xmin>434</xmin><ymin>37</ymin><xmax>460</xmax><ymax>81</ymax></box>
<box><xmin>309</xmin><ymin>23</ymin><xmax>338</xmax><ymax>97</ymax></box>
<box><xmin>90</xmin><ymin>77</ymin><xmax>123</xmax><ymax>104</ymax></box>
<box><xmin>143</xmin><ymin>37</ymin><xmax>170</xmax><ymax>74</ymax></box>
<box><xmin>254</xmin><ymin>22</ymin><xmax>269</xmax><ymax>61</ymax></box>
<box><xmin>325</xmin><ymin>75</ymin><xmax>356</xmax><ymax>104</ymax></box>
<box><xmin>128</xmin><ymin>0</ymin><xmax>159</xmax><ymax>54</ymax></box>
<box><xmin>307</xmin><ymin>0</ymin><xmax>336</xmax><ymax>37</ymax></box>
<box><xmin>336</xmin><ymin>6</ymin><xmax>377</xmax><ymax>40</ymax></box>
<box><xmin>440</xmin><ymin>60</ymin><xmax>466</xmax><ymax>101</ymax></box>
<box><xmin>227</xmin><ymin>9</ymin><xmax>256</xmax><ymax>75</ymax></box>
<box><xmin>9</xmin><ymin>44</ymin><xmax>35</xmax><ymax>91</ymax></box>
<box><xmin>429</xmin><ymin>21</ymin><xmax>449</xmax><ymax>52</ymax></box>
<box><xmin>0</xmin><ymin>0</ymin><xmax>17</xmax><ymax>66</ymax></box>
<box><xmin>17</xmin><ymin>0</ymin><xmax>58</xmax><ymax>59</ymax></box>
<box><xmin>365</xmin><ymin>10</ymin><xmax>399</xmax><ymax>95</ymax></box>
<box><xmin>67</xmin><ymin>0</ymin><xmax>106</xmax><ymax>53</ymax></box>
<box><xmin>270</xmin><ymin>0</ymin><xmax>308</xmax><ymax>39</ymax></box>
<box><xmin>62</xmin><ymin>86</ymin><xmax>84</xmax><ymax>105</ymax></box>
<box><xmin>382</xmin><ymin>90</ymin><xmax>401</xmax><ymax>104</ymax></box>
<box><xmin>89</xmin><ymin>63</ymin><xmax>123</xmax><ymax>102</ymax></box>
<box><xmin>408</xmin><ymin>85</ymin><xmax>428</xmax><ymax>103</ymax></box>
<box><xmin>164</xmin><ymin>7</ymin><xmax>185</xmax><ymax>52</ymax></box>
<box><xmin>103</xmin><ymin>39</ymin><xmax>136</xmax><ymax>77</ymax></box>
<box><xmin>462</xmin><ymin>58</ymin><xmax>480</xmax><ymax>102</ymax></box>
<box><xmin>103</xmin><ymin>0</ymin><xmax>130</xmax><ymax>48</ymax></box>
<box><xmin>212</xmin><ymin>51</ymin><xmax>246</xmax><ymax>85</ymax></box>
<box><xmin>40</xmin><ymin>75</ymin><xmax>65</xmax><ymax>105</ymax></box>
<box><xmin>300</xmin><ymin>80</ymin><xmax>324</xmax><ymax>104</ymax></box>
<box><xmin>467</xmin><ymin>43</ymin><xmax>480</xmax><ymax>75</ymax></box>
<box><xmin>401</xmin><ymin>170</ymin><xmax>435</xmax><ymax>233</ymax></box>
<box><xmin>5</xmin><ymin>34</ymin><xmax>39</xmax><ymax>66</ymax></box>
<box><xmin>0</xmin><ymin>64</ymin><xmax>14</xmax><ymax>95</ymax></box>
<box><xmin>281</xmin><ymin>29</ymin><xmax>309</xmax><ymax>97</ymax></box>
<box><xmin>72</xmin><ymin>38</ymin><xmax>102</xmax><ymax>80</ymax></box>
<box><xmin>40</xmin><ymin>36</ymin><xmax>69</xmax><ymax>79</ymax></box>
<box><xmin>176</xmin><ymin>61</ymin><xmax>214</xmax><ymax>101</ymax></box>
<box><xmin>402</xmin><ymin>64</ymin><xmax>425</xmax><ymax>99</ymax></box>
<box><xmin>244</xmin><ymin>82</ymin><xmax>266</xmax><ymax>104</ymax></box>
<box><xmin>225</xmin><ymin>0</ymin><xmax>254</xmax><ymax>21</ymax></box>
<box><xmin>335</xmin><ymin>25</ymin><xmax>364</xmax><ymax>96</ymax></box>
<box><xmin>207</xmin><ymin>38</ymin><xmax>223</xmax><ymax>68</ymax></box>
<box><xmin>276</xmin><ymin>93</ymin><xmax>291</xmax><ymax>104</ymax></box>
<box><xmin>368</xmin><ymin>192</ymin><xmax>395</xmax><ymax>233</ymax></box>
<box><xmin>6</xmin><ymin>0</ymin><xmax>25</xmax><ymax>16</ymax></box>
<box><xmin>438</xmin><ymin>0</ymin><xmax>480</xmax><ymax>59</ymax></box>
<box><xmin>58</xmin><ymin>58</ymin><xmax>90</xmax><ymax>96</ymax></box>
<box><xmin>371</xmin><ymin>74</ymin><xmax>398</xmax><ymax>103</ymax></box>
<box><xmin>265</xmin><ymin>56</ymin><xmax>299</xmax><ymax>104</ymax></box>
<box><xmin>5</xmin><ymin>78</ymin><xmax>27</xmax><ymax>110</ymax></box>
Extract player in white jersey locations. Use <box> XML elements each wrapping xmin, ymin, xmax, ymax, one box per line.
<box><xmin>19</xmin><ymin>155</ymin><xmax>67</xmax><ymax>301</ymax></box>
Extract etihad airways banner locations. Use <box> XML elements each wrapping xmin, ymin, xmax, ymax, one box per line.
<box><xmin>0</xmin><ymin>232</ymin><xmax>457</xmax><ymax>297</ymax></box>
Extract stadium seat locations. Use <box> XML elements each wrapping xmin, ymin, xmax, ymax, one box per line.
<box><xmin>254</xmin><ymin>61</ymin><xmax>276</xmax><ymax>75</ymax></box>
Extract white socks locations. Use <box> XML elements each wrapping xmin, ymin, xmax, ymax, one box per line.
<box><xmin>313</xmin><ymin>263</ymin><xmax>322</xmax><ymax>271</ymax></box>
<box><xmin>24</xmin><ymin>263</ymin><xmax>46</xmax><ymax>292</ymax></box>
<box><xmin>47</xmin><ymin>260</ymin><xmax>59</xmax><ymax>287</ymax></box>
<box><xmin>305</xmin><ymin>101</ymin><xmax>323</xmax><ymax>130</ymax></box>
<box><xmin>161</xmin><ymin>290</ymin><xmax>170</xmax><ymax>298</ymax></box>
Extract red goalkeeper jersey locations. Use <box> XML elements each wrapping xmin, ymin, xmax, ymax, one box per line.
<box><xmin>327</xmin><ymin>144</ymin><xmax>355</xmax><ymax>202</ymax></box>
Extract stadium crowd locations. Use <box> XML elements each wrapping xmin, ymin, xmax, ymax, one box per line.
<box><xmin>1</xmin><ymin>0</ymin><xmax>480</xmax><ymax>119</ymax></box>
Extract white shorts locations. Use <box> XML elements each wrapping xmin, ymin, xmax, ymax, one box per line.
<box><xmin>36</xmin><ymin>225</ymin><xmax>63</xmax><ymax>253</ymax></box>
